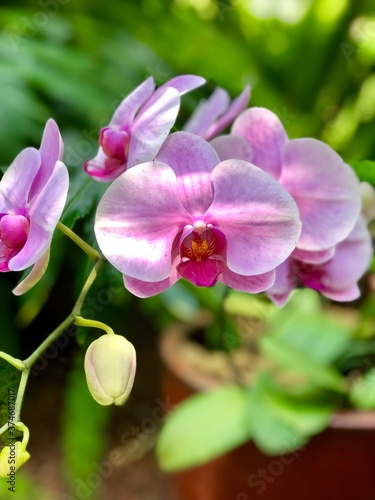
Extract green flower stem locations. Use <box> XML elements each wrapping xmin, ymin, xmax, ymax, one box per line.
<box><xmin>74</xmin><ymin>316</ymin><xmax>115</xmax><ymax>335</ymax></box>
<box><xmin>57</xmin><ymin>221</ymin><xmax>104</xmax><ymax>261</ymax></box>
<box><xmin>15</xmin><ymin>422</ymin><xmax>30</xmax><ymax>447</ymax></box>
<box><xmin>0</xmin><ymin>257</ymin><xmax>107</xmax><ymax>436</ymax></box>
<box><xmin>71</xmin><ymin>258</ymin><xmax>106</xmax><ymax>317</ymax></box>
<box><xmin>0</xmin><ymin>352</ymin><xmax>24</xmax><ymax>371</ymax></box>
<box><xmin>13</xmin><ymin>369</ymin><xmax>30</xmax><ymax>423</ymax></box>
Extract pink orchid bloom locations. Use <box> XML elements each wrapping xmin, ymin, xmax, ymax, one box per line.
<box><xmin>0</xmin><ymin>119</ymin><xmax>69</xmax><ymax>295</ymax></box>
<box><xmin>184</xmin><ymin>85</ymin><xmax>250</xmax><ymax>141</ymax></box>
<box><xmin>267</xmin><ymin>216</ymin><xmax>373</xmax><ymax>306</ymax></box>
<box><xmin>95</xmin><ymin>132</ymin><xmax>302</xmax><ymax>298</ymax></box>
<box><xmin>213</xmin><ymin>107</ymin><xmax>362</xmax><ymax>254</ymax></box>
<box><xmin>84</xmin><ymin>75</ymin><xmax>206</xmax><ymax>182</ymax></box>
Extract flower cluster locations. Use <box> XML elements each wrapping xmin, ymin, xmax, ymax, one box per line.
<box><xmin>0</xmin><ymin>75</ymin><xmax>372</xmax><ymax>415</ymax></box>
<box><xmin>0</xmin><ymin>75</ymin><xmax>373</xmax><ymax>476</ymax></box>
<box><xmin>91</xmin><ymin>77</ymin><xmax>371</xmax><ymax>303</ymax></box>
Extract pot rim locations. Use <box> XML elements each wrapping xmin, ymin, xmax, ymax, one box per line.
<box><xmin>159</xmin><ymin>322</ymin><xmax>375</xmax><ymax>431</ymax></box>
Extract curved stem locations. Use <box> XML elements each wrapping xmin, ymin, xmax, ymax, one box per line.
<box><xmin>3</xmin><ymin>257</ymin><xmax>108</xmax><ymax>428</ymax></box>
<box><xmin>0</xmin><ymin>352</ymin><xmax>24</xmax><ymax>371</ymax></box>
<box><xmin>57</xmin><ymin>221</ymin><xmax>104</xmax><ymax>261</ymax></box>
<box><xmin>75</xmin><ymin>316</ymin><xmax>115</xmax><ymax>335</ymax></box>
<box><xmin>14</xmin><ymin>369</ymin><xmax>30</xmax><ymax>422</ymax></box>
<box><xmin>72</xmin><ymin>258</ymin><xmax>106</xmax><ymax>316</ymax></box>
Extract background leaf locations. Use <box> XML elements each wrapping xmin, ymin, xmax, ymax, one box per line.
<box><xmin>156</xmin><ymin>385</ymin><xmax>250</xmax><ymax>471</ymax></box>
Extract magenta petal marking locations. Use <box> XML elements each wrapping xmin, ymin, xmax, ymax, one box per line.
<box><xmin>99</xmin><ymin>128</ymin><xmax>129</xmax><ymax>162</ymax></box>
<box><xmin>0</xmin><ymin>215</ymin><xmax>29</xmax><ymax>249</ymax></box>
<box><xmin>83</xmin><ymin>148</ymin><xmax>126</xmax><ymax>183</ymax></box>
<box><xmin>177</xmin><ymin>259</ymin><xmax>226</xmax><ymax>287</ymax></box>
<box><xmin>177</xmin><ymin>226</ymin><xmax>227</xmax><ymax>287</ymax></box>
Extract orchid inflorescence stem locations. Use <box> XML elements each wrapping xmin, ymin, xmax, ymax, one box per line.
<box><xmin>0</xmin><ymin>225</ymin><xmax>107</xmax><ymax>439</ymax></box>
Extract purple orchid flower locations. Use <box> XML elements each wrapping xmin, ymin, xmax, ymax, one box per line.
<box><xmin>183</xmin><ymin>85</ymin><xmax>250</xmax><ymax>141</ymax></box>
<box><xmin>213</xmin><ymin>107</ymin><xmax>362</xmax><ymax>254</ymax></box>
<box><xmin>95</xmin><ymin>132</ymin><xmax>302</xmax><ymax>298</ymax></box>
<box><xmin>267</xmin><ymin>216</ymin><xmax>373</xmax><ymax>306</ymax></box>
<box><xmin>0</xmin><ymin>119</ymin><xmax>69</xmax><ymax>295</ymax></box>
<box><xmin>84</xmin><ymin>75</ymin><xmax>206</xmax><ymax>183</ymax></box>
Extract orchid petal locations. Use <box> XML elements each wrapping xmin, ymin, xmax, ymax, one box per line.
<box><xmin>177</xmin><ymin>259</ymin><xmax>226</xmax><ymax>287</ymax></box>
<box><xmin>110</xmin><ymin>77</ymin><xmax>155</xmax><ymax>128</ymax></box>
<box><xmin>219</xmin><ymin>268</ymin><xmax>275</xmax><ymax>293</ymax></box>
<box><xmin>320</xmin><ymin>284</ymin><xmax>360</xmax><ymax>302</ymax></box>
<box><xmin>9</xmin><ymin>161</ymin><xmax>69</xmax><ymax>270</ymax></box>
<box><xmin>124</xmin><ymin>241</ymin><xmax>181</xmax><ymax>297</ymax></box>
<box><xmin>266</xmin><ymin>258</ymin><xmax>295</xmax><ymax>306</ymax></box>
<box><xmin>231</xmin><ymin>107</ymin><xmax>287</xmax><ymax>180</ymax></box>
<box><xmin>124</xmin><ymin>273</ymin><xmax>180</xmax><ymax>298</ymax></box>
<box><xmin>156</xmin><ymin>132</ymin><xmax>219</xmax><ymax>214</ymax></box>
<box><xmin>291</xmin><ymin>247</ymin><xmax>335</xmax><ymax>264</ymax></box>
<box><xmin>0</xmin><ymin>215</ymin><xmax>29</xmax><ymax>249</ymax></box>
<box><xmin>206</xmin><ymin>160</ymin><xmax>301</xmax><ymax>276</ymax></box>
<box><xmin>12</xmin><ymin>248</ymin><xmax>50</xmax><ymax>296</ymax></box>
<box><xmin>319</xmin><ymin>217</ymin><xmax>373</xmax><ymax>291</ymax></box>
<box><xmin>210</xmin><ymin>135</ymin><xmax>253</xmax><ymax>163</ymax></box>
<box><xmin>127</xmin><ymin>87</ymin><xmax>180</xmax><ymax>168</ymax></box>
<box><xmin>158</xmin><ymin>75</ymin><xmax>206</xmax><ymax>96</ymax></box>
<box><xmin>206</xmin><ymin>86</ymin><xmax>251</xmax><ymax>140</ymax></box>
<box><xmin>0</xmin><ymin>148</ymin><xmax>40</xmax><ymax>211</ymax></box>
<box><xmin>95</xmin><ymin>162</ymin><xmax>191</xmax><ymax>281</ymax></box>
<box><xmin>30</xmin><ymin>119</ymin><xmax>64</xmax><ymax>200</ymax></box>
<box><xmin>184</xmin><ymin>88</ymin><xmax>230</xmax><ymax>137</ymax></box>
<box><xmin>280</xmin><ymin>139</ymin><xmax>361</xmax><ymax>251</ymax></box>
<box><xmin>83</xmin><ymin>148</ymin><xmax>126</xmax><ymax>183</ymax></box>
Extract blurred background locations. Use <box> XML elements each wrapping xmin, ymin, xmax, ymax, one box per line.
<box><xmin>0</xmin><ymin>0</ymin><xmax>375</xmax><ymax>498</ymax></box>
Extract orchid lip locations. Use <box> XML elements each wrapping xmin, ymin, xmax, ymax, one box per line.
<box><xmin>177</xmin><ymin>226</ymin><xmax>227</xmax><ymax>287</ymax></box>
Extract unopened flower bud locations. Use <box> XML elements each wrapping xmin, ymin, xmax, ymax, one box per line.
<box><xmin>84</xmin><ymin>334</ymin><xmax>136</xmax><ymax>406</ymax></box>
<box><xmin>0</xmin><ymin>441</ymin><xmax>30</xmax><ymax>477</ymax></box>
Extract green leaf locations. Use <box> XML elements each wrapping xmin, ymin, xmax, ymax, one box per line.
<box><xmin>350</xmin><ymin>368</ymin><xmax>375</xmax><ymax>409</ymax></box>
<box><xmin>246</xmin><ymin>373</ymin><xmax>333</xmax><ymax>456</ymax></box>
<box><xmin>259</xmin><ymin>336</ymin><xmax>345</xmax><ymax>392</ymax></box>
<box><xmin>267</xmin><ymin>290</ymin><xmax>353</xmax><ymax>365</ymax></box>
<box><xmin>156</xmin><ymin>385</ymin><xmax>250</xmax><ymax>471</ymax></box>
<box><xmin>247</xmin><ymin>378</ymin><xmax>307</xmax><ymax>455</ymax></box>
<box><xmin>350</xmin><ymin>160</ymin><xmax>375</xmax><ymax>186</ymax></box>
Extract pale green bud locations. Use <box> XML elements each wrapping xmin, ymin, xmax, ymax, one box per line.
<box><xmin>84</xmin><ymin>334</ymin><xmax>136</xmax><ymax>406</ymax></box>
<box><xmin>0</xmin><ymin>441</ymin><xmax>30</xmax><ymax>478</ymax></box>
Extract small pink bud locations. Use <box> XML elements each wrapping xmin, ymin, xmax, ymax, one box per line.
<box><xmin>84</xmin><ymin>334</ymin><xmax>136</xmax><ymax>406</ymax></box>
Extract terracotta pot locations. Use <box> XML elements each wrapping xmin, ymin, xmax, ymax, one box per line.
<box><xmin>159</xmin><ymin>323</ymin><xmax>375</xmax><ymax>500</ymax></box>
